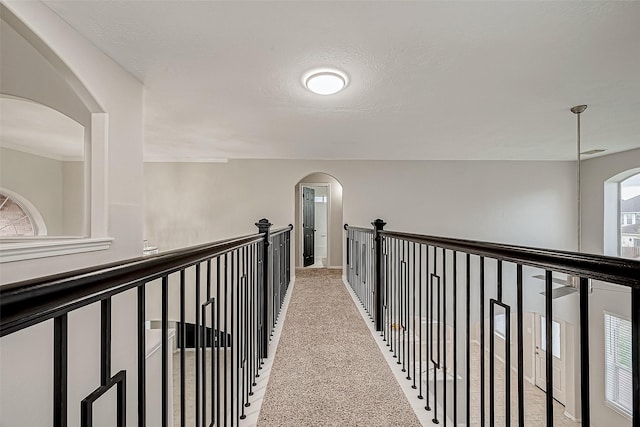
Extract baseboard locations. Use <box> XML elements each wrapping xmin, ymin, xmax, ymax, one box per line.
<box><xmin>564</xmin><ymin>411</ymin><xmax>580</xmax><ymax>422</ymax></box>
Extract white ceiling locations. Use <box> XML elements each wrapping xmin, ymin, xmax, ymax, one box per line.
<box><xmin>43</xmin><ymin>1</ymin><xmax>640</xmax><ymax>161</ymax></box>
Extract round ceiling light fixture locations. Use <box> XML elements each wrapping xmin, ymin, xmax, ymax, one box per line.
<box><xmin>304</xmin><ymin>70</ymin><xmax>347</xmax><ymax>95</ymax></box>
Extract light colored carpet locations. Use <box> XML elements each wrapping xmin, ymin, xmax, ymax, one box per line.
<box><xmin>257</xmin><ymin>268</ymin><xmax>421</xmax><ymax>426</ymax></box>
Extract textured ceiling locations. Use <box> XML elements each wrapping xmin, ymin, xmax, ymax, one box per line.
<box><xmin>42</xmin><ymin>1</ymin><xmax>640</xmax><ymax>161</ymax></box>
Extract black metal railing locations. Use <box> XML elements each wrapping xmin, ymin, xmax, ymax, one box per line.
<box><xmin>0</xmin><ymin>219</ymin><xmax>292</xmax><ymax>427</ymax></box>
<box><xmin>346</xmin><ymin>220</ymin><xmax>640</xmax><ymax>427</ymax></box>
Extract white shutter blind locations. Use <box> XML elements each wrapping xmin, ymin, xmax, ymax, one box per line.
<box><xmin>604</xmin><ymin>312</ymin><xmax>633</xmax><ymax>416</ymax></box>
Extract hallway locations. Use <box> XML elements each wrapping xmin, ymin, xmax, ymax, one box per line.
<box><xmin>257</xmin><ymin>268</ymin><xmax>420</xmax><ymax>426</ymax></box>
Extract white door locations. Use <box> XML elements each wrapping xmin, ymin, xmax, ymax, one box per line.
<box><xmin>534</xmin><ymin>314</ymin><xmax>565</xmax><ymax>404</ymax></box>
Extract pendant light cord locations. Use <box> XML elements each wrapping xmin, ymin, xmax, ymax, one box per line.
<box><xmin>577</xmin><ymin>111</ymin><xmax>581</xmax><ymax>253</ymax></box>
<box><xmin>571</xmin><ymin>104</ymin><xmax>587</xmax><ymax>253</ymax></box>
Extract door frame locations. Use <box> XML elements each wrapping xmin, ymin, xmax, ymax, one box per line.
<box><xmin>298</xmin><ymin>182</ymin><xmax>331</xmax><ymax>268</ymax></box>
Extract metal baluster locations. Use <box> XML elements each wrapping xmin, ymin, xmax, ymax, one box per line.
<box><xmin>432</xmin><ymin>248</ymin><xmax>440</xmax><ymax>424</ymax></box>
<box><xmin>490</xmin><ymin>261</ymin><xmax>501</xmax><ymax>426</ymax></box>
<box><xmin>517</xmin><ymin>265</ymin><xmax>524</xmax><ymax>427</ymax></box>
<box><xmin>425</xmin><ymin>245</ymin><xmax>431</xmax><ymax>412</ymax></box>
<box><xmin>162</xmin><ymin>276</ymin><xmax>168</xmax><ymax>427</ymax></box>
<box><xmin>466</xmin><ymin>253</ymin><xmax>471</xmax><ymax>426</ymax></box>
<box><xmin>412</xmin><ymin>242</ymin><xmax>417</xmax><ymax>388</ymax></box>
<box><xmin>405</xmin><ymin>241</ymin><xmax>410</xmax><ymax>375</ymax></box>
<box><xmin>443</xmin><ymin>249</ymin><xmax>447</xmax><ymax>427</ymax></box>
<box><xmin>216</xmin><ymin>258</ymin><xmax>221</xmax><ymax>426</ymax></box>
<box><xmin>54</xmin><ymin>314</ymin><xmax>68</xmax><ymax>427</ymax></box>
<box><xmin>545</xmin><ymin>270</ymin><xmax>553</xmax><ymax>426</ymax></box>
<box><xmin>453</xmin><ymin>251</ymin><xmax>458</xmax><ymax>427</ymax></box>
<box><xmin>203</xmin><ymin>261</ymin><xmax>211</xmax><ymax>427</ymax></box>
<box><xmin>210</xmin><ymin>261</ymin><xmax>216</xmax><ymax>427</ymax></box>
<box><xmin>244</xmin><ymin>247</ymin><xmax>251</xmax><ymax>407</ymax></box>
<box><xmin>195</xmin><ymin>264</ymin><xmax>201</xmax><ymax>427</ymax></box>
<box><xmin>137</xmin><ymin>286</ymin><xmax>145</xmax><ymax>427</ymax></box>
<box><xmin>632</xmin><ymin>287</ymin><xmax>639</xmax><ymax>427</ymax></box>
<box><xmin>250</xmin><ymin>245</ymin><xmax>257</xmax><ymax>395</ymax></box>
<box><xmin>419</xmin><ymin>244</ymin><xmax>424</xmax><ymax>400</ymax></box>
<box><xmin>231</xmin><ymin>252</ymin><xmax>236</xmax><ymax>426</ymax></box>
<box><xmin>480</xmin><ymin>257</ymin><xmax>486</xmax><ymax>426</ymax></box>
<box><xmin>240</xmin><ymin>250</ymin><xmax>247</xmax><ymax>421</ymax></box>
<box><xmin>385</xmin><ymin>237</ymin><xmax>390</xmax><ymax>346</ymax></box>
<box><xmin>180</xmin><ymin>271</ymin><xmax>186</xmax><ymax>427</ymax></box>
<box><xmin>391</xmin><ymin>238</ymin><xmax>395</xmax><ymax>355</ymax></box>
<box><xmin>224</xmin><ymin>254</ymin><xmax>228</xmax><ymax>426</ymax></box>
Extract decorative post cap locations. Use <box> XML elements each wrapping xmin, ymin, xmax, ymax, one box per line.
<box><xmin>372</xmin><ymin>219</ymin><xmax>386</xmax><ymax>230</ymax></box>
<box><xmin>255</xmin><ymin>218</ymin><xmax>272</xmax><ymax>233</ymax></box>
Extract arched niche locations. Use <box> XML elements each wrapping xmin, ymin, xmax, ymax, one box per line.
<box><xmin>294</xmin><ymin>172</ymin><xmax>343</xmax><ymax>268</ymax></box>
<box><xmin>0</xmin><ymin>4</ymin><xmax>110</xmax><ymax>261</ymax></box>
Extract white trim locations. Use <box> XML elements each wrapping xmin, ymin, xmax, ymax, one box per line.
<box><xmin>604</xmin><ymin>400</ymin><xmax>633</xmax><ymax>421</ymax></box>
<box><xmin>0</xmin><ymin>237</ymin><xmax>113</xmax><ymax>263</ymax></box>
<box><xmin>563</xmin><ymin>411</ymin><xmax>580</xmax><ymax>422</ymax></box>
<box><xmin>90</xmin><ymin>113</ymin><xmax>108</xmax><ymax>237</ymax></box>
<box><xmin>299</xmin><ymin>182</ymin><xmax>331</xmax><ymax>267</ymax></box>
<box><xmin>144</xmin><ymin>156</ymin><xmax>228</xmax><ymax>163</ymax></box>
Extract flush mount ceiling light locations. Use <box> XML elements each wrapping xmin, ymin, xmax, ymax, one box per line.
<box><xmin>304</xmin><ymin>70</ymin><xmax>347</xmax><ymax>95</ymax></box>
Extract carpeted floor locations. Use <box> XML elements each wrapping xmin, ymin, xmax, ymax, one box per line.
<box><xmin>257</xmin><ymin>268</ymin><xmax>421</xmax><ymax>426</ymax></box>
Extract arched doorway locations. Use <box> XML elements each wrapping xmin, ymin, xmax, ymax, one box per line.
<box><xmin>294</xmin><ymin>172</ymin><xmax>343</xmax><ymax>268</ymax></box>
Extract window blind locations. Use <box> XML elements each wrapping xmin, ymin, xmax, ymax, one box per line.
<box><xmin>604</xmin><ymin>312</ymin><xmax>633</xmax><ymax>416</ymax></box>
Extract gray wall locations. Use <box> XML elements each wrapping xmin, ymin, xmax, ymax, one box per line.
<box><xmin>0</xmin><ymin>147</ymin><xmax>85</xmax><ymax>236</ymax></box>
<box><xmin>0</xmin><ymin>147</ymin><xmax>63</xmax><ymax>235</ymax></box>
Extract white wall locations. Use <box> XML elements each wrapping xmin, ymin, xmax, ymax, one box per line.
<box><xmin>0</xmin><ymin>14</ymin><xmax>90</xmax><ymax>127</ymax></box>
<box><xmin>0</xmin><ymin>2</ymin><xmax>144</xmax><ymax>427</ymax></box>
<box><xmin>579</xmin><ymin>148</ymin><xmax>640</xmax><ymax>427</ymax></box>
<box><xmin>145</xmin><ymin>159</ymin><xmax>576</xmax><ymax>251</ymax></box>
<box><xmin>62</xmin><ymin>160</ymin><xmax>85</xmax><ymax>236</ymax></box>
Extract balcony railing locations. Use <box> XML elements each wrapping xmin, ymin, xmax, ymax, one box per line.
<box><xmin>346</xmin><ymin>220</ymin><xmax>640</xmax><ymax>426</ymax></box>
<box><xmin>0</xmin><ymin>219</ymin><xmax>292</xmax><ymax>427</ymax></box>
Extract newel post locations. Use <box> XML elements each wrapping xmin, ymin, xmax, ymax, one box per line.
<box><xmin>256</xmin><ymin>218</ymin><xmax>272</xmax><ymax>358</ymax></box>
<box><xmin>372</xmin><ymin>218</ymin><xmax>386</xmax><ymax>331</ymax></box>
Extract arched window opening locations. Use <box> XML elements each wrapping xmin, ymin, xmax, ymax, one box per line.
<box><xmin>620</xmin><ymin>173</ymin><xmax>640</xmax><ymax>259</ymax></box>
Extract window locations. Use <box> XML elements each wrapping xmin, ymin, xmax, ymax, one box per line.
<box><xmin>620</xmin><ymin>173</ymin><xmax>640</xmax><ymax>259</ymax></box>
<box><xmin>604</xmin><ymin>312</ymin><xmax>633</xmax><ymax>417</ymax></box>
<box><xmin>0</xmin><ymin>190</ymin><xmax>46</xmax><ymax>237</ymax></box>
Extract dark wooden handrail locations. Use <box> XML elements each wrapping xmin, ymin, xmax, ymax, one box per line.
<box><xmin>1</xmin><ymin>225</ymin><xmax>293</xmax><ymax>336</ymax></box>
<box><xmin>345</xmin><ymin>225</ymin><xmax>640</xmax><ymax>288</ymax></box>
<box><xmin>343</xmin><ymin>224</ymin><xmax>374</xmax><ymax>233</ymax></box>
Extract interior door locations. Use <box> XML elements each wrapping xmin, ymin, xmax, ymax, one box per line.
<box><xmin>302</xmin><ymin>187</ymin><xmax>315</xmax><ymax>267</ymax></box>
<box><xmin>534</xmin><ymin>314</ymin><xmax>565</xmax><ymax>404</ymax></box>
